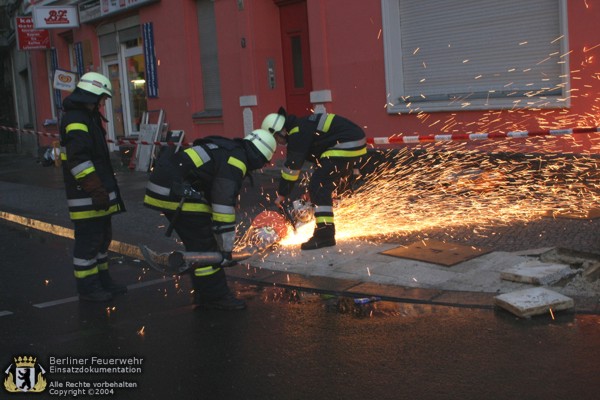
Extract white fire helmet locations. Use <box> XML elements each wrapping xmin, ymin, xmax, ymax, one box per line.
<box><xmin>261</xmin><ymin>113</ymin><xmax>286</xmax><ymax>134</ymax></box>
<box><xmin>77</xmin><ymin>72</ymin><xmax>113</xmax><ymax>98</ymax></box>
<box><xmin>244</xmin><ymin>129</ymin><xmax>276</xmax><ymax>162</ymax></box>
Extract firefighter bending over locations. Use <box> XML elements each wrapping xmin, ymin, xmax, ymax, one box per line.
<box><xmin>143</xmin><ymin>130</ymin><xmax>276</xmax><ymax>310</ymax></box>
<box><xmin>262</xmin><ymin>108</ymin><xmax>367</xmax><ymax>250</ymax></box>
<box><xmin>60</xmin><ymin>72</ymin><xmax>127</xmax><ymax>302</ymax></box>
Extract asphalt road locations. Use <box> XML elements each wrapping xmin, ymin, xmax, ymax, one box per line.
<box><xmin>1</xmin><ymin>219</ymin><xmax>600</xmax><ymax>400</ymax></box>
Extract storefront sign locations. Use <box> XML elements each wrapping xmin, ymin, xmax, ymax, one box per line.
<box><xmin>53</xmin><ymin>69</ymin><xmax>77</xmax><ymax>92</ymax></box>
<box><xmin>101</xmin><ymin>0</ymin><xmax>156</xmax><ymax>16</ymax></box>
<box><xmin>32</xmin><ymin>6</ymin><xmax>79</xmax><ymax>29</ymax></box>
<box><xmin>78</xmin><ymin>0</ymin><xmax>101</xmax><ymax>23</ymax></box>
<box><xmin>80</xmin><ymin>0</ymin><xmax>159</xmax><ymax>23</ymax></box>
<box><xmin>16</xmin><ymin>16</ymin><xmax>50</xmax><ymax>51</ymax></box>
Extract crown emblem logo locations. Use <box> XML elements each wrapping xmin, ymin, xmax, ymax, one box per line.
<box><xmin>4</xmin><ymin>355</ymin><xmax>47</xmax><ymax>393</ymax></box>
<box><xmin>14</xmin><ymin>356</ymin><xmax>36</xmax><ymax>368</ymax></box>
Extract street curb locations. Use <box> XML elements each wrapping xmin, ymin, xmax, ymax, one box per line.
<box><xmin>224</xmin><ymin>264</ymin><xmax>600</xmax><ymax>315</ymax></box>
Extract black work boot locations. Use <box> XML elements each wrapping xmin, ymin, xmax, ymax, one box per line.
<box><xmin>194</xmin><ymin>292</ymin><xmax>247</xmax><ymax>311</ymax></box>
<box><xmin>301</xmin><ymin>224</ymin><xmax>336</xmax><ymax>250</ymax></box>
<box><xmin>99</xmin><ymin>270</ymin><xmax>128</xmax><ymax>295</ymax></box>
<box><xmin>77</xmin><ymin>275</ymin><xmax>113</xmax><ymax>302</ymax></box>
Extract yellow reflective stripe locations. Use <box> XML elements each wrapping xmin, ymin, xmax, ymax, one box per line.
<box><xmin>212</xmin><ymin>212</ymin><xmax>235</xmax><ymax>223</ymax></box>
<box><xmin>281</xmin><ymin>170</ymin><xmax>300</xmax><ymax>181</ymax></box>
<box><xmin>228</xmin><ymin>157</ymin><xmax>246</xmax><ymax>175</ymax></box>
<box><xmin>143</xmin><ymin>195</ymin><xmax>211</xmax><ymax>213</ymax></box>
<box><xmin>74</xmin><ymin>266</ymin><xmax>99</xmax><ymax>279</ymax></box>
<box><xmin>61</xmin><ymin>153</ymin><xmax>67</xmax><ymax>161</ymax></box>
<box><xmin>75</xmin><ymin>166</ymin><xmax>95</xmax><ymax>180</ymax></box>
<box><xmin>69</xmin><ymin>204</ymin><xmax>120</xmax><ymax>220</ymax></box>
<box><xmin>66</xmin><ymin>123</ymin><xmax>89</xmax><ymax>133</ymax></box>
<box><xmin>321</xmin><ymin>114</ymin><xmax>335</xmax><ymax>132</ymax></box>
<box><xmin>184</xmin><ymin>148</ymin><xmax>204</xmax><ymax>168</ymax></box>
<box><xmin>289</xmin><ymin>127</ymin><xmax>299</xmax><ymax>135</ymax></box>
<box><xmin>194</xmin><ymin>266</ymin><xmax>221</xmax><ymax>277</ymax></box>
<box><xmin>320</xmin><ymin>147</ymin><xmax>367</xmax><ymax>158</ymax></box>
<box><xmin>316</xmin><ymin>216</ymin><xmax>334</xmax><ymax>224</ymax></box>
<box><xmin>97</xmin><ymin>261</ymin><xmax>108</xmax><ymax>271</ymax></box>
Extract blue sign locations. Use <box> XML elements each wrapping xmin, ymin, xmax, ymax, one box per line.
<box><xmin>50</xmin><ymin>48</ymin><xmax>62</xmax><ymax>108</ymax></box>
<box><xmin>74</xmin><ymin>42</ymin><xmax>84</xmax><ymax>76</ymax></box>
<box><xmin>142</xmin><ymin>22</ymin><xmax>158</xmax><ymax>98</ymax></box>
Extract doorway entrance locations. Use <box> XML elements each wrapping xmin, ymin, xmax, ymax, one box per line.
<box><xmin>279</xmin><ymin>0</ymin><xmax>312</xmax><ymax>116</ymax></box>
<box><xmin>102</xmin><ymin>42</ymin><xmax>147</xmax><ymax>151</ymax></box>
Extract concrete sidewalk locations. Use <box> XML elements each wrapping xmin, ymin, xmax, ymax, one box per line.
<box><xmin>0</xmin><ymin>153</ymin><xmax>598</xmax><ymax>313</ymax></box>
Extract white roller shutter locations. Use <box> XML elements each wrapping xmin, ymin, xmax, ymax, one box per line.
<box><xmin>382</xmin><ymin>0</ymin><xmax>569</xmax><ymax>112</ymax></box>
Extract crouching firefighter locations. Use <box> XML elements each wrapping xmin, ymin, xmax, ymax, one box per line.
<box><xmin>143</xmin><ymin>129</ymin><xmax>276</xmax><ymax>310</ymax></box>
<box><xmin>59</xmin><ymin>72</ymin><xmax>127</xmax><ymax>302</ymax></box>
<box><xmin>262</xmin><ymin>108</ymin><xmax>367</xmax><ymax>250</ymax></box>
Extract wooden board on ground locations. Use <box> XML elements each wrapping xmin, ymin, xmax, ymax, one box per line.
<box><xmin>380</xmin><ymin>240</ymin><xmax>490</xmax><ymax>267</ymax></box>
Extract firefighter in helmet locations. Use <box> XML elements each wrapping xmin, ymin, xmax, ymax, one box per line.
<box><xmin>60</xmin><ymin>71</ymin><xmax>127</xmax><ymax>302</ymax></box>
<box><xmin>144</xmin><ymin>129</ymin><xmax>276</xmax><ymax>310</ymax></box>
<box><xmin>262</xmin><ymin>108</ymin><xmax>367</xmax><ymax>250</ymax></box>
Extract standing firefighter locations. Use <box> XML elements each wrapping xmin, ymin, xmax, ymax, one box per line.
<box><xmin>60</xmin><ymin>72</ymin><xmax>127</xmax><ymax>302</ymax></box>
<box><xmin>262</xmin><ymin>108</ymin><xmax>367</xmax><ymax>250</ymax></box>
<box><xmin>143</xmin><ymin>130</ymin><xmax>276</xmax><ymax>310</ymax></box>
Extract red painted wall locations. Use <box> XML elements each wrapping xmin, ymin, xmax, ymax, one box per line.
<box><xmin>304</xmin><ymin>0</ymin><xmax>599</xmax><ymax>153</ymax></box>
<box><xmin>139</xmin><ymin>1</ymin><xmax>203</xmax><ymax>137</ymax></box>
<box><xmin>29</xmin><ymin>0</ymin><xmax>598</xmax><ymax>153</ymax></box>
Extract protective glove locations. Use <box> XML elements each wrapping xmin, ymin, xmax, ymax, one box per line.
<box><xmin>274</xmin><ymin>194</ymin><xmax>287</xmax><ymax>208</ymax></box>
<box><xmin>219</xmin><ymin>251</ymin><xmax>238</xmax><ymax>268</ymax></box>
<box><xmin>79</xmin><ymin>173</ymin><xmax>110</xmax><ymax>211</ymax></box>
<box><xmin>300</xmin><ymin>192</ymin><xmax>311</xmax><ymax>203</ymax></box>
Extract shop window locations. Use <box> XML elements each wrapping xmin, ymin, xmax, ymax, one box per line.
<box><xmin>381</xmin><ymin>0</ymin><xmax>569</xmax><ymax>113</ymax></box>
<box><xmin>291</xmin><ymin>35</ymin><xmax>304</xmax><ymax>89</ymax></box>
<box><xmin>196</xmin><ymin>0</ymin><xmax>222</xmax><ymax>114</ymax></box>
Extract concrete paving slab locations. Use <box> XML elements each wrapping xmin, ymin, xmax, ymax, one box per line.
<box><xmin>494</xmin><ymin>287</ymin><xmax>575</xmax><ymax>318</ymax></box>
<box><xmin>500</xmin><ymin>260</ymin><xmax>576</xmax><ymax>285</ymax></box>
<box><xmin>441</xmin><ymin>252</ymin><xmax>533</xmax><ymax>292</ymax></box>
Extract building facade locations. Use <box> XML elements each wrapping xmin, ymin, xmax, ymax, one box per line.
<box><xmin>4</xmin><ymin>0</ymin><xmax>599</xmax><ymax>156</ymax></box>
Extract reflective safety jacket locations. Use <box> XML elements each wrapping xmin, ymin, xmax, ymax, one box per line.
<box><xmin>59</xmin><ymin>97</ymin><xmax>125</xmax><ymax>221</ymax></box>
<box><xmin>279</xmin><ymin>113</ymin><xmax>367</xmax><ymax>196</ymax></box>
<box><xmin>143</xmin><ymin>137</ymin><xmax>251</xmax><ymax>252</ymax></box>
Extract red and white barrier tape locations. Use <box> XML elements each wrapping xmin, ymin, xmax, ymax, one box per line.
<box><xmin>366</xmin><ymin>127</ymin><xmax>600</xmax><ymax>145</ymax></box>
<box><xmin>0</xmin><ymin>125</ymin><xmax>189</xmax><ymax>147</ymax></box>
<box><xmin>1</xmin><ymin>125</ymin><xmax>599</xmax><ymax>147</ymax></box>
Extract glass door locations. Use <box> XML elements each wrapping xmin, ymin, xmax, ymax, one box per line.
<box><xmin>121</xmin><ymin>45</ymin><xmax>147</xmax><ymax>134</ymax></box>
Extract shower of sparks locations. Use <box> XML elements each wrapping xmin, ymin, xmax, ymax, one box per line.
<box><xmin>329</xmin><ymin>139</ymin><xmax>599</xmax><ymax>242</ymax></box>
<box><xmin>252</xmin><ymin>134</ymin><xmax>599</xmax><ymax>249</ymax></box>
<box><xmin>234</xmin><ymin>39</ymin><xmax>600</xmax><ymax>252</ymax></box>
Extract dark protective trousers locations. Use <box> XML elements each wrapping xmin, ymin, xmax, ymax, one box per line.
<box><xmin>164</xmin><ymin>212</ymin><xmax>230</xmax><ymax>300</ymax></box>
<box><xmin>72</xmin><ymin>217</ymin><xmax>112</xmax><ymax>292</ymax></box>
<box><xmin>309</xmin><ymin>157</ymin><xmax>361</xmax><ymax>224</ymax></box>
